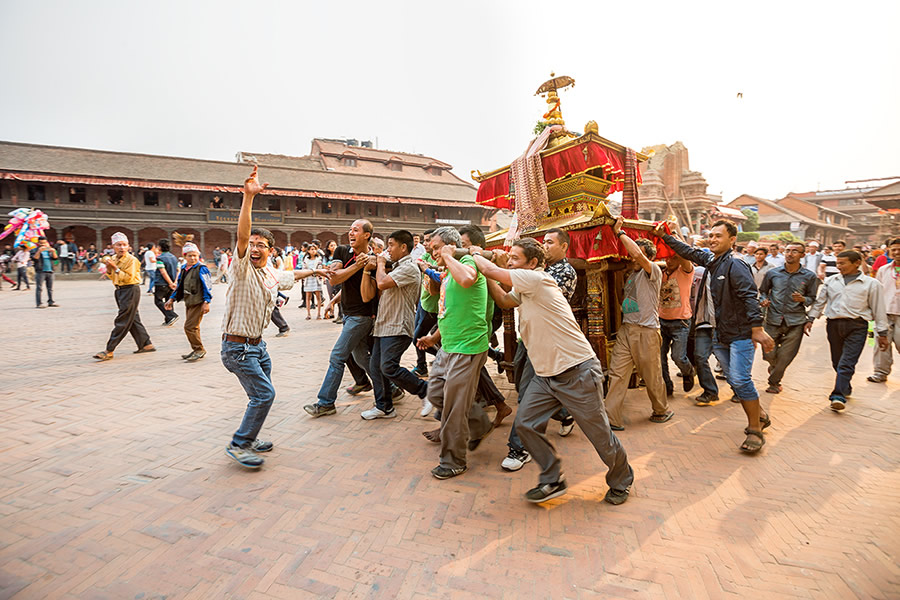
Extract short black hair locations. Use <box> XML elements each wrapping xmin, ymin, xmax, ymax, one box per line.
<box><xmin>158</xmin><ymin>238</ymin><xmax>170</xmax><ymax>252</ymax></box>
<box><xmin>423</xmin><ymin>228</ymin><xmax>435</xmax><ymax>236</ymax></box>
<box><xmin>834</xmin><ymin>239</ymin><xmax>846</xmax><ymax>246</ymax></box>
<box><xmin>250</xmin><ymin>227</ymin><xmax>275</xmax><ymax>249</ymax></box>
<box><xmin>888</xmin><ymin>238</ymin><xmax>900</xmax><ymax>246</ymax></box>
<box><xmin>755</xmin><ymin>247</ymin><xmax>769</xmax><ymax>255</ymax></box>
<box><xmin>512</xmin><ymin>238</ymin><xmax>545</xmax><ymax>267</ymax></box>
<box><xmin>711</xmin><ymin>220</ymin><xmax>737</xmax><ymax>237</ymax></box>
<box><xmin>837</xmin><ymin>250</ymin><xmax>861</xmax><ymax>263</ymax></box>
<box><xmin>544</xmin><ymin>228</ymin><xmax>570</xmax><ymax>246</ymax></box>
<box><xmin>388</xmin><ymin>229</ymin><xmax>414</xmax><ymax>254</ymax></box>
<box><xmin>458</xmin><ymin>224</ymin><xmax>486</xmax><ymax>247</ymax></box>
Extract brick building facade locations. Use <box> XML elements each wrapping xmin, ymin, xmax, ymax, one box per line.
<box><xmin>0</xmin><ymin>139</ymin><xmax>488</xmax><ymax>255</ymax></box>
<box><xmin>637</xmin><ymin>141</ymin><xmax>718</xmax><ymax>232</ymax></box>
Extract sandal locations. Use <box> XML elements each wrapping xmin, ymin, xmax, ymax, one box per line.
<box><xmin>740</xmin><ymin>429</ymin><xmax>765</xmax><ymax>453</ymax></box>
<box><xmin>92</xmin><ymin>350</ymin><xmax>113</xmax><ymax>361</ymax></box>
<box><xmin>744</xmin><ymin>413</ymin><xmax>771</xmax><ymax>435</ymax></box>
<box><xmin>649</xmin><ymin>410</ymin><xmax>675</xmax><ymax>424</ymax></box>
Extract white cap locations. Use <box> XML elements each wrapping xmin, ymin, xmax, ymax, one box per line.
<box><xmin>182</xmin><ymin>242</ymin><xmax>199</xmax><ymax>255</ymax></box>
<box><xmin>111</xmin><ymin>232</ymin><xmax>128</xmax><ymax>245</ymax></box>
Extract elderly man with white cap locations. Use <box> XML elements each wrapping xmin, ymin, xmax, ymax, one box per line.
<box><xmin>164</xmin><ymin>242</ymin><xmax>212</xmax><ymax>362</ymax></box>
<box><xmin>93</xmin><ymin>232</ymin><xmax>154</xmax><ymax>360</ymax></box>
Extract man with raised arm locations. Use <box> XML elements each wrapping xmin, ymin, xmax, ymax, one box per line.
<box><xmin>222</xmin><ymin>166</ymin><xmax>326</xmax><ymax>469</ymax></box>
<box><xmin>472</xmin><ymin>238</ymin><xmax>634</xmax><ymax>504</ymax></box>
<box><xmin>652</xmin><ymin>219</ymin><xmax>775</xmax><ymax>453</ymax></box>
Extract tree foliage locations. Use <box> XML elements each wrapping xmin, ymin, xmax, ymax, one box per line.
<box><xmin>741</xmin><ymin>208</ymin><xmax>759</xmax><ymax>232</ymax></box>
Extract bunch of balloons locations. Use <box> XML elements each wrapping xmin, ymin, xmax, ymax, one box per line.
<box><xmin>0</xmin><ymin>208</ymin><xmax>51</xmax><ymax>250</ymax></box>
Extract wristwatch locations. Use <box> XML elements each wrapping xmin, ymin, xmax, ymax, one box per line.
<box><xmin>617</xmin><ymin>231</ymin><xmax>627</xmax><ymax>238</ymax></box>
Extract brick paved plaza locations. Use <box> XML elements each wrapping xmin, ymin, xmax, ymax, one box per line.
<box><xmin>1</xmin><ymin>279</ymin><xmax>898</xmax><ymax>599</ymax></box>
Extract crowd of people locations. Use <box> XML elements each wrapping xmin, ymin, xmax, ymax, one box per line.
<box><xmin>7</xmin><ymin>166</ymin><xmax>899</xmax><ymax>506</ymax></box>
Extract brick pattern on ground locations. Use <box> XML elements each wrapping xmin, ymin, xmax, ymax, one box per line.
<box><xmin>1</xmin><ymin>280</ymin><xmax>898</xmax><ymax>599</ymax></box>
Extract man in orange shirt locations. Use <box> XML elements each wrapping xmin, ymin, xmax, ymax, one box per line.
<box><xmin>659</xmin><ymin>251</ymin><xmax>696</xmax><ymax>396</ymax></box>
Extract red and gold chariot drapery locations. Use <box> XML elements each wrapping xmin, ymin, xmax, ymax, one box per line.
<box><xmin>476</xmin><ymin>140</ymin><xmax>641</xmax><ymax>209</ymax></box>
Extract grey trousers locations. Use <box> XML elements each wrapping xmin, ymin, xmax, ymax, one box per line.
<box><xmin>873</xmin><ymin>314</ymin><xmax>900</xmax><ymax>376</ymax></box>
<box><xmin>517</xmin><ymin>358</ymin><xmax>634</xmax><ymax>491</ymax></box>
<box><xmin>426</xmin><ymin>349</ymin><xmax>491</xmax><ymax>470</ymax></box>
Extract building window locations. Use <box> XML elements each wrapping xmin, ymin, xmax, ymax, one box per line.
<box><xmin>177</xmin><ymin>193</ymin><xmax>193</xmax><ymax>208</ymax></box>
<box><xmin>296</xmin><ymin>200</ymin><xmax>308</xmax><ymax>213</ymax></box>
<box><xmin>144</xmin><ymin>192</ymin><xmax>159</xmax><ymax>206</ymax></box>
<box><xmin>322</xmin><ymin>202</ymin><xmax>333</xmax><ymax>214</ymax></box>
<box><xmin>433</xmin><ymin>210</ymin><xmax>439</xmax><ymax>220</ymax></box>
<box><xmin>366</xmin><ymin>204</ymin><xmax>378</xmax><ymax>217</ymax></box>
<box><xmin>428</xmin><ymin>166</ymin><xmax>442</xmax><ymax>176</ymax></box>
<box><xmin>343</xmin><ymin>157</ymin><xmax>357</xmax><ymax>167</ymax></box>
<box><xmin>388</xmin><ymin>161</ymin><xmax>403</xmax><ymax>172</ymax></box>
<box><xmin>391</xmin><ymin>204</ymin><xmax>401</xmax><ymax>218</ymax></box>
<box><xmin>68</xmin><ymin>187</ymin><xmax>87</xmax><ymax>203</ymax></box>
<box><xmin>345</xmin><ymin>203</ymin><xmax>357</xmax><ymax>215</ymax></box>
<box><xmin>267</xmin><ymin>197</ymin><xmax>280</xmax><ymax>211</ymax></box>
<box><xmin>107</xmin><ymin>190</ymin><xmax>124</xmax><ymax>205</ymax></box>
<box><xmin>210</xmin><ymin>195</ymin><xmax>225</xmax><ymax>209</ymax></box>
<box><xmin>27</xmin><ymin>185</ymin><xmax>46</xmax><ymax>202</ymax></box>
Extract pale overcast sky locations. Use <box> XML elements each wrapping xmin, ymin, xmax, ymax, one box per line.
<box><xmin>1</xmin><ymin>0</ymin><xmax>898</xmax><ymax>202</ymax></box>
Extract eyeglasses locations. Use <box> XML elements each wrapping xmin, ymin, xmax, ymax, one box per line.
<box><xmin>248</xmin><ymin>243</ymin><xmax>270</xmax><ymax>250</ymax></box>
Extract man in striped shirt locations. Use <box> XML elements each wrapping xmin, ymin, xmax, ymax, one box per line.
<box><xmin>223</xmin><ymin>167</ymin><xmax>326</xmax><ymax>469</ymax></box>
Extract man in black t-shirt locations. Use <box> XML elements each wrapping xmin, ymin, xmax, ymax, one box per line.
<box><xmin>305</xmin><ymin>220</ymin><xmax>387</xmax><ymax>417</ymax></box>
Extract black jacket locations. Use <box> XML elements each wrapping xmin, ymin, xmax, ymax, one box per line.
<box><xmin>662</xmin><ymin>234</ymin><xmax>762</xmax><ymax>344</ymax></box>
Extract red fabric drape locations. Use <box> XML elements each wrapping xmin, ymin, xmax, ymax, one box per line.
<box><xmin>499</xmin><ymin>223</ymin><xmax>673</xmax><ymax>262</ymax></box>
<box><xmin>476</xmin><ymin>141</ymin><xmax>642</xmax><ymax>208</ymax></box>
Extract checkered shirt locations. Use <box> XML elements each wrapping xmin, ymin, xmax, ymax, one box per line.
<box><xmin>221</xmin><ymin>249</ymin><xmax>295</xmax><ymax>338</ymax></box>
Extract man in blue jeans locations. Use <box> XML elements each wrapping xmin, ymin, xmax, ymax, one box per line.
<box><xmin>359</xmin><ymin>229</ymin><xmax>427</xmax><ymax>420</ymax></box>
<box><xmin>653</xmin><ymin>220</ymin><xmax>775</xmax><ymax>453</ymax></box>
<box><xmin>304</xmin><ymin>219</ymin><xmax>386</xmax><ymax>418</ymax></box>
<box><xmin>658</xmin><ymin>250</ymin><xmax>696</xmax><ymax>396</ymax></box>
<box><xmin>222</xmin><ymin>166</ymin><xmax>323</xmax><ymax>469</ymax></box>
<box><xmin>32</xmin><ymin>237</ymin><xmax>59</xmax><ymax>308</ymax></box>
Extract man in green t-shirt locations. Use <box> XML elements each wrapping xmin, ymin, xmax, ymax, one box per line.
<box><xmin>415</xmin><ymin>226</ymin><xmax>492</xmax><ymax>480</ymax></box>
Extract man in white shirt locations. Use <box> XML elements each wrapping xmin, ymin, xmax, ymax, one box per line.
<box><xmin>410</xmin><ymin>233</ymin><xmax>427</xmax><ymax>260</ymax></box>
<box><xmin>472</xmin><ymin>238</ymin><xmax>634</xmax><ymax>505</ymax></box>
<box><xmin>802</xmin><ymin>241</ymin><xmax>823</xmax><ymax>273</ymax></box>
<box><xmin>143</xmin><ymin>243</ymin><xmax>157</xmax><ymax>293</ymax></box>
<box><xmin>12</xmin><ymin>244</ymin><xmax>31</xmax><ymax>290</ymax></box>
<box><xmin>807</xmin><ymin>250</ymin><xmax>889</xmax><ymax>411</ymax></box>
<box><xmin>867</xmin><ymin>238</ymin><xmax>900</xmax><ymax>383</ymax></box>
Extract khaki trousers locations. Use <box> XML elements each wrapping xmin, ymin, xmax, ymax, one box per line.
<box><xmin>426</xmin><ymin>349</ymin><xmax>491</xmax><ymax>470</ymax></box>
<box><xmin>184</xmin><ymin>302</ymin><xmax>205</xmax><ymax>352</ymax></box>
<box><xmin>873</xmin><ymin>314</ymin><xmax>900</xmax><ymax>376</ymax></box>
<box><xmin>605</xmin><ymin>323</ymin><xmax>669</xmax><ymax>428</ymax></box>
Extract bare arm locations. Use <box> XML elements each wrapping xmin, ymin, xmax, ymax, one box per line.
<box><xmin>472</xmin><ymin>253</ymin><xmax>513</xmax><ymax>288</ymax></box>
<box><xmin>236</xmin><ymin>166</ymin><xmax>268</xmax><ymax>259</ymax></box>
<box><xmin>375</xmin><ymin>255</ymin><xmax>396</xmax><ymax>291</ymax></box>
<box><xmin>328</xmin><ymin>254</ymin><xmax>368</xmax><ymax>285</ymax></box>
<box><xmin>440</xmin><ymin>245</ymin><xmax>477</xmax><ymax>288</ymax></box>
<box><xmin>614</xmin><ymin>216</ymin><xmax>653</xmax><ymax>274</ymax></box>
<box><xmin>361</xmin><ymin>267</ymin><xmax>377</xmax><ymax>303</ymax></box>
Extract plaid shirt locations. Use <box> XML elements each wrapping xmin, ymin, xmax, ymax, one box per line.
<box><xmin>221</xmin><ymin>249</ymin><xmax>295</xmax><ymax>338</ymax></box>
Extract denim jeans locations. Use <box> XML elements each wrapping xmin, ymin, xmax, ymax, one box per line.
<box><xmin>221</xmin><ymin>339</ymin><xmax>276</xmax><ymax>447</ymax></box>
<box><xmin>316</xmin><ymin>315</ymin><xmax>383</xmax><ymax>408</ymax></box>
<box><xmin>17</xmin><ymin>266</ymin><xmax>30</xmax><ymax>288</ymax></box>
<box><xmin>35</xmin><ymin>271</ymin><xmax>53</xmax><ymax>305</ymax></box>
<box><xmin>146</xmin><ymin>270</ymin><xmax>156</xmax><ymax>292</ymax></box>
<box><xmin>371</xmin><ymin>335</ymin><xmax>427</xmax><ymax>412</ymax></box>
<box><xmin>826</xmin><ymin>318</ymin><xmax>868</xmax><ymax>400</ymax></box>
<box><xmin>692</xmin><ymin>328</ymin><xmax>718</xmax><ymax>397</ymax></box>
<box><xmin>763</xmin><ymin>322</ymin><xmax>805</xmax><ymax>386</ymax></box>
<box><xmin>660</xmin><ymin>318</ymin><xmax>693</xmax><ymax>387</ymax></box>
<box><xmin>413</xmin><ymin>304</ymin><xmax>438</xmax><ymax>370</ymax></box>
<box><xmin>712</xmin><ymin>337</ymin><xmax>758</xmax><ymax>400</ymax></box>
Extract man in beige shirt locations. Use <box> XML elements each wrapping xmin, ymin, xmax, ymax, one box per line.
<box><xmin>472</xmin><ymin>238</ymin><xmax>634</xmax><ymax>505</ymax></box>
<box><xmin>93</xmin><ymin>232</ymin><xmax>154</xmax><ymax>361</ymax></box>
<box><xmin>223</xmin><ymin>166</ymin><xmax>325</xmax><ymax>469</ymax></box>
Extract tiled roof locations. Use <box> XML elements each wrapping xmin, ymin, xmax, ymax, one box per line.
<box><xmin>0</xmin><ymin>141</ymin><xmax>477</xmax><ymax>205</ymax></box>
<box><xmin>728</xmin><ymin>194</ymin><xmax>853</xmax><ymax>232</ymax></box>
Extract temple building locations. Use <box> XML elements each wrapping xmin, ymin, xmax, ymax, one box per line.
<box><xmin>637</xmin><ymin>141</ymin><xmax>720</xmax><ymax>232</ymax></box>
<box><xmin>0</xmin><ymin>138</ymin><xmax>486</xmax><ymax>255</ymax></box>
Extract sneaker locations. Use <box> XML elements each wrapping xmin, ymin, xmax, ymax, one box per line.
<box><xmin>431</xmin><ymin>465</ymin><xmax>467</xmax><ymax>480</ymax></box>
<box><xmin>867</xmin><ymin>374</ymin><xmax>887</xmax><ymax>383</ymax></box>
<box><xmin>681</xmin><ymin>369</ymin><xmax>695</xmax><ymax>393</ymax></box>
<box><xmin>361</xmin><ymin>406</ymin><xmax>397</xmax><ymax>420</ymax></box>
<box><xmin>165</xmin><ymin>316</ymin><xmax>179</xmax><ymax>327</ymax></box>
<box><xmin>558</xmin><ymin>417</ymin><xmax>575</xmax><ymax>437</ymax></box>
<box><xmin>525</xmin><ymin>479</ymin><xmax>568</xmax><ymax>503</ymax></box>
<box><xmin>694</xmin><ymin>393</ymin><xmax>721</xmax><ymax>407</ymax></box>
<box><xmin>225</xmin><ymin>443</ymin><xmax>264</xmax><ymax>468</ymax></box>
<box><xmin>304</xmin><ymin>403</ymin><xmax>337</xmax><ymax>418</ymax></box>
<box><xmin>275</xmin><ymin>329</ymin><xmax>291</xmax><ymax>338</ymax></box>
<box><xmin>391</xmin><ymin>387</ymin><xmax>405</xmax><ymax>403</ymax></box>
<box><xmin>829</xmin><ymin>396</ymin><xmax>846</xmax><ymax>412</ymax></box>
<box><xmin>411</xmin><ymin>366</ymin><xmax>428</xmax><ymax>378</ymax></box>
<box><xmin>181</xmin><ymin>352</ymin><xmax>194</xmax><ymax>360</ymax></box>
<box><xmin>420</xmin><ymin>399</ymin><xmax>434</xmax><ymax>417</ymax></box>
<box><xmin>185</xmin><ymin>349</ymin><xmax>206</xmax><ymax>362</ymax></box>
<box><xmin>345</xmin><ymin>383</ymin><xmax>373</xmax><ymax>396</ymax></box>
<box><xmin>604</xmin><ymin>486</ymin><xmax>630</xmax><ymax>505</ymax></box>
<box><xmin>250</xmin><ymin>439</ymin><xmax>273</xmax><ymax>452</ymax></box>
<box><xmin>501</xmin><ymin>448</ymin><xmax>532</xmax><ymax>472</ymax></box>
<box><xmin>333</xmin><ymin>317</ymin><xmax>343</xmax><ymax>325</ymax></box>
<box><xmin>47</xmin><ymin>302</ymin><xmax>60</xmax><ymax>307</ymax></box>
